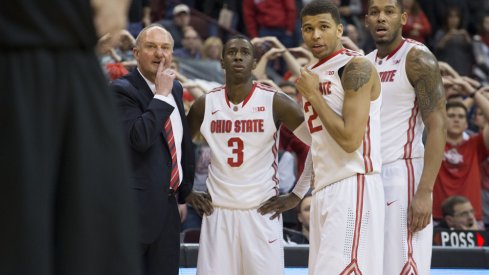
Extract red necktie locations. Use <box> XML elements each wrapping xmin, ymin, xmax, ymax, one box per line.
<box><xmin>165</xmin><ymin>118</ymin><xmax>180</xmax><ymax>190</ymax></box>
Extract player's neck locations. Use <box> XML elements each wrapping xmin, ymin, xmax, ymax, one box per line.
<box><xmin>376</xmin><ymin>36</ymin><xmax>404</xmax><ymax>59</ymax></box>
<box><xmin>226</xmin><ymin>81</ymin><xmax>254</xmax><ymax>104</ymax></box>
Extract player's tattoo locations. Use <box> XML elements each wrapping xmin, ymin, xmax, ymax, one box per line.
<box><xmin>407</xmin><ymin>47</ymin><xmax>445</xmax><ymax>119</ymax></box>
<box><xmin>343</xmin><ymin>58</ymin><xmax>372</xmax><ymax>92</ymax></box>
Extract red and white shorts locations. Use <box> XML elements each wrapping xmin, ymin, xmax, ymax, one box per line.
<box><xmin>197</xmin><ymin>207</ymin><xmax>284</xmax><ymax>275</ymax></box>
<box><xmin>309</xmin><ymin>173</ymin><xmax>385</xmax><ymax>275</ymax></box>
<box><xmin>382</xmin><ymin>158</ymin><xmax>432</xmax><ymax>275</ymax></box>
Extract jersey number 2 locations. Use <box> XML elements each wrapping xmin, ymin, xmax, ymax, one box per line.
<box><xmin>304</xmin><ymin>102</ymin><xmax>323</xmax><ymax>133</ymax></box>
<box><xmin>227</xmin><ymin>137</ymin><xmax>243</xmax><ymax>167</ymax></box>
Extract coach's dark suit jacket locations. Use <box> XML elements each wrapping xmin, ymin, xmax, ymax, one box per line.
<box><xmin>111</xmin><ymin>70</ymin><xmax>195</xmax><ymax>244</ymax></box>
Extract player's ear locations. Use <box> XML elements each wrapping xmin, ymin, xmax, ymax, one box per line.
<box><xmin>337</xmin><ymin>23</ymin><xmax>343</xmax><ymax>38</ymax></box>
<box><xmin>401</xmin><ymin>11</ymin><xmax>408</xmax><ymax>26</ymax></box>
<box><xmin>252</xmin><ymin>58</ymin><xmax>257</xmax><ymax>70</ymax></box>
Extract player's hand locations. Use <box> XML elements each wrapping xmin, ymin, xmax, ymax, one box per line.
<box><xmin>185</xmin><ymin>191</ymin><xmax>213</xmax><ymax>216</ymax></box>
<box><xmin>178</xmin><ymin>204</ymin><xmax>188</xmax><ymax>223</ymax></box>
<box><xmin>258</xmin><ymin>193</ymin><xmax>301</xmax><ymax>220</ymax></box>
<box><xmin>408</xmin><ymin>187</ymin><xmax>432</xmax><ymax>233</ymax></box>
<box><xmin>296</xmin><ymin>67</ymin><xmax>321</xmax><ymax>102</ymax></box>
<box><xmin>155</xmin><ymin>62</ymin><xmax>175</xmax><ymax>96</ymax></box>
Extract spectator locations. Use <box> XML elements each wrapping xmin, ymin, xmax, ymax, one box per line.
<box><xmin>173</xmin><ymin>26</ymin><xmax>202</xmax><ymax>59</ymax></box>
<box><xmin>296</xmin><ymin>192</ymin><xmax>312</xmax><ymax>243</ymax></box>
<box><xmin>243</xmin><ymin>0</ymin><xmax>296</xmax><ymax>48</ymax></box>
<box><xmin>127</xmin><ymin>0</ymin><xmax>151</xmax><ymax>38</ymax></box>
<box><xmin>472</xmin><ymin>106</ymin><xmax>489</xmax><ymax>228</ymax></box>
<box><xmin>439</xmin><ymin>195</ymin><xmax>481</xmax><ymax>230</ymax></box>
<box><xmin>283</xmin><ymin>192</ymin><xmax>311</xmax><ymax>244</ymax></box>
<box><xmin>434</xmin><ymin>7</ymin><xmax>474</xmax><ymax>76</ymax></box>
<box><xmin>433</xmin><ymin>92</ymin><xmax>489</xmax><ymax>225</ymax></box>
<box><xmin>201</xmin><ymin>36</ymin><xmax>223</xmax><ymax>61</ymax></box>
<box><xmin>344</xmin><ymin>24</ymin><xmax>366</xmax><ymax>52</ymax></box>
<box><xmin>251</xmin><ymin>36</ymin><xmax>301</xmax><ymax>82</ymax></box>
<box><xmin>402</xmin><ymin>0</ymin><xmax>432</xmax><ymax>44</ymax></box>
<box><xmin>159</xmin><ymin>4</ymin><xmax>191</xmax><ymax>48</ymax></box>
<box><xmin>473</xmin><ymin>13</ymin><xmax>489</xmax><ymax>85</ymax></box>
<box><xmin>201</xmin><ymin>0</ymin><xmax>241</xmax><ymax>36</ymax></box>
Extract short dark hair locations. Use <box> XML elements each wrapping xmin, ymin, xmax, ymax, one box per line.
<box><xmin>367</xmin><ymin>0</ymin><xmax>404</xmax><ymax>13</ymax></box>
<box><xmin>442</xmin><ymin>195</ymin><xmax>469</xmax><ymax>217</ymax></box>
<box><xmin>300</xmin><ymin>0</ymin><xmax>341</xmax><ymax>25</ymax></box>
<box><xmin>446</xmin><ymin>101</ymin><xmax>468</xmax><ymax>115</ymax></box>
<box><xmin>222</xmin><ymin>35</ymin><xmax>254</xmax><ymax>57</ymax></box>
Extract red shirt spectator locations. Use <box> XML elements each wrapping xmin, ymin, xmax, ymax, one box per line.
<box><xmin>402</xmin><ymin>2</ymin><xmax>432</xmax><ymax>44</ymax></box>
<box><xmin>242</xmin><ymin>0</ymin><xmax>296</xmax><ymax>38</ymax></box>
<box><xmin>434</xmin><ymin>134</ymin><xmax>487</xmax><ymax>220</ymax></box>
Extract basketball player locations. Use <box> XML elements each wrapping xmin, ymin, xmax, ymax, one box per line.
<box><xmin>365</xmin><ymin>0</ymin><xmax>446</xmax><ymax>274</ymax></box>
<box><xmin>261</xmin><ymin>1</ymin><xmax>384</xmax><ymax>274</ymax></box>
<box><xmin>186</xmin><ymin>35</ymin><xmax>310</xmax><ymax>275</ymax></box>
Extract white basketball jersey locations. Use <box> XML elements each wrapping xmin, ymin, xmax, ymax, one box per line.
<box><xmin>200</xmin><ymin>83</ymin><xmax>280</xmax><ymax>209</ymax></box>
<box><xmin>366</xmin><ymin>39</ymin><xmax>425</xmax><ymax>164</ymax></box>
<box><xmin>304</xmin><ymin>48</ymin><xmax>382</xmax><ymax>192</ymax></box>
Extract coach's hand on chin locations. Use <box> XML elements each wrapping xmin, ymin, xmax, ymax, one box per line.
<box><xmin>186</xmin><ymin>191</ymin><xmax>214</xmax><ymax>216</ymax></box>
<box><xmin>258</xmin><ymin>193</ymin><xmax>301</xmax><ymax>220</ymax></box>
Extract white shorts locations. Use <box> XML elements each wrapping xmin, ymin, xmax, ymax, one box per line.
<box><xmin>309</xmin><ymin>174</ymin><xmax>384</xmax><ymax>275</ymax></box>
<box><xmin>196</xmin><ymin>207</ymin><xmax>284</xmax><ymax>275</ymax></box>
<box><xmin>382</xmin><ymin>158</ymin><xmax>432</xmax><ymax>275</ymax></box>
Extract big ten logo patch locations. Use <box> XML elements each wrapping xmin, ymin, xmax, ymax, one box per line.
<box><xmin>252</xmin><ymin>106</ymin><xmax>265</xmax><ymax>113</ymax></box>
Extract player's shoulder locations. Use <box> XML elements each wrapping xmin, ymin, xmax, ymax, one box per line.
<box><xmin>208</xmin><ymin>85</ymin><xmax>225</xmax><ymax>94</ymax></box>
<box><xmin>405</xmin><ymin>42</ymin><xmax>438</xmax><ymax>71</ymax></box>
<box><xmin>205</xmin><ymin>85</ymin><xmax>225</xmax><ymax>99</ymax></box>
<box><xmin>255</xmin><ymin>82</ymin><xmax>279</xmax><ymax>94</ymax></box>
<box><xmin>344</xmin><ymin>55</ymin><xmax>376</xmax><ymax>72</ymax></box>
<box><xmin>405</xmin><ymin>39</ymin><xmax>433</xmax><ymax>58</ymax></box>
<box><xmin>341</xmin><ymin>48</ymin><xmax>363</xmax><ymax>57</ymax></box>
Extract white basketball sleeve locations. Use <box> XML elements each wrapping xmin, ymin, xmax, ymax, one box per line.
<box><xmin>292</xmin><ymin>121</ymin><xmax>311</xmax><ymax>146</ymax></box>
<box><xmin>292</xmin><ymin>150</ymin><xmax>312</xmax><ymax>199</ymax></box>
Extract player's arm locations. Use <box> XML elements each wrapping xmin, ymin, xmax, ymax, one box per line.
<box><xmin>296</xmin><ymin>56</ymin><xmax>377</xmax><ymax>153</ymax></box>
<box><xmin>258</xmin><ymin>93</ymin><xmax>311</xmax><ymax>219</ymax></box>
<box><xmin>406</xmin><ymin>46</ymin><xmax>447</xmax><ymax>232</ymax></box>
<box><xmin>273</xmin><ymin>92</ymin><xmax>311</xmax><ymax>145</ymax></box>
<box><xmin>184</xmin><ymin>95</ymin><xmax>214</xmax><ymax>215</ymax></box>
<box><xmin>186</xmin><ymin>94</ymin><xmax>206</xmax><ymax>140</ymax></box>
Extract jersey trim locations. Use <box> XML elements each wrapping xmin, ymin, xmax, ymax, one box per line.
<box><xmin>403</xmin><ymin>100</ymin><xmax>418</xmax><ymax>159</ymax></box>
<box><xmin>339</xmin><ymin>174</ymin><xmax>365</xmax><ymax>275</ymax></box>
<box><xmin>312</xmin><ymin>48</ymin><xmax>348</xmax><ymax>69</ymax></box>
<box><xmin>401</xmin><ymin>159</ymin><xmax>419</xmax><ymax>275</ymax></box>
<box><xmin>386</xmin><ymin>38</ymin><xmax>406</xmax><ymax>60</ymax></box>
<box><xmin>224</xmin><ymin>83</ymin><xmax>258</xmax><ymax>108</ymax></box>
<box><xmin>363</xmin><ymin>117</ymin><xmax>373</xmax><ymax>173</ymax></box>
<box><xmin>271</xmin><ymin>131</ymin><xmax>279</xmax><ymax>193</ymax></box>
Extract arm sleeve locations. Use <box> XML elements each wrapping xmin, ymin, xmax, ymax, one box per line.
<box><xmin>292</xmin><ymin>150</ymin><xmax>312</xmax><ymax>199</ymax></box>
<box><xmin>292</xmin><ymin>121</ymin><xmax>312</xmax><ymax>146</ymax></box>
